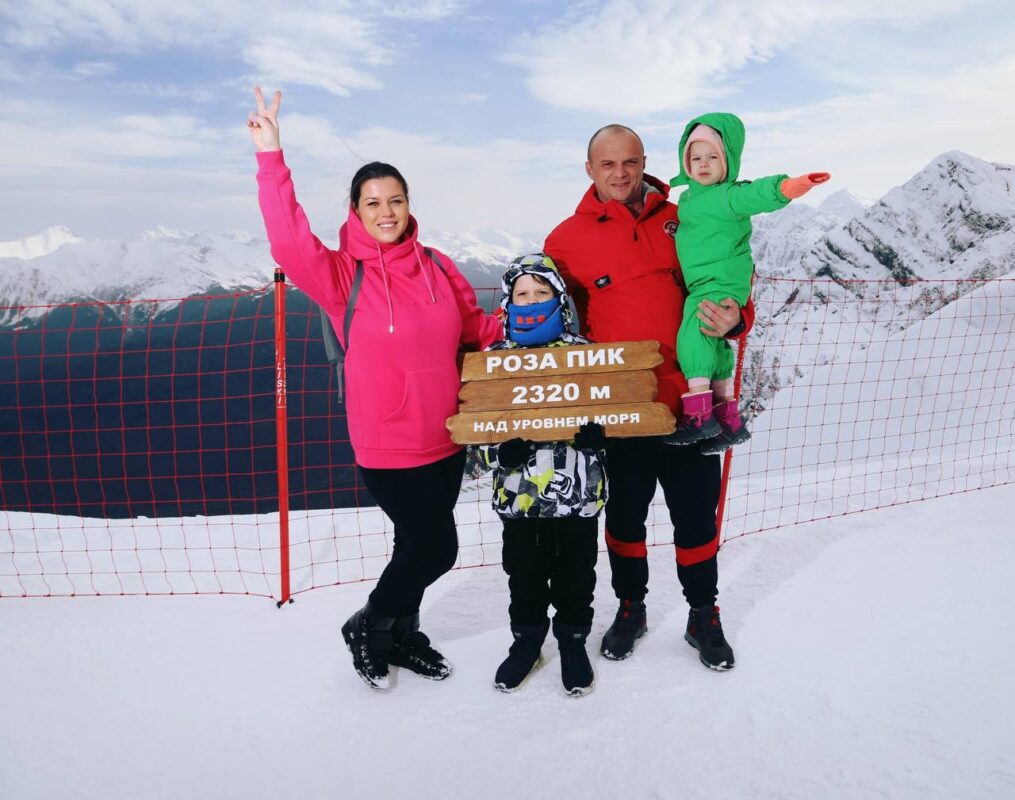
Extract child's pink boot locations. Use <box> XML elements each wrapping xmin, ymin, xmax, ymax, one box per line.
<box><xmin>700</xmin><ymin>398</ymin><xmax>751</xmax><ymax>455</ymax></box>
<box><xmin>663</xmin><ymin>391</ymin><xmax>721</xmax><ymax>446</ymax></box>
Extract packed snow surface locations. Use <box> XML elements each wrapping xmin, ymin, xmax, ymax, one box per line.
<box><xmin>2</xmin><ymin>485</ymin><xmax>1013</xmax><ymax>800</ymax></box>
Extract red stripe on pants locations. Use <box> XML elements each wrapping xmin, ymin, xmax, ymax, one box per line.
<box><xmin>675</xmin><ymin>533</ymin><xmax>719</xmax><ymax>566</ymax></box>
<box><xmin>605</xmin><ymin>529</ymin><xmax>647</xmax><ymax>558</ymax></box>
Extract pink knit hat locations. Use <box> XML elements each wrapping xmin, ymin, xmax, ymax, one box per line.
<box><xmin>683</xmin><ymin>124</ymin><xmax>728</xmax><ymax>183</ymax></box>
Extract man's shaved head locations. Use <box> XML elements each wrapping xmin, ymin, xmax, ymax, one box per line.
<box><xmin>586</xmin><ymin>124</ymin><xmax>643</xmax><ymax>162</ymax></box>
<box><xmin>584</xmin><ymin>124</ymin><xmax>647</xmax><ymax>209</ymax></box>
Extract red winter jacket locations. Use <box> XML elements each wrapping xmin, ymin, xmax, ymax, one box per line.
<box><xmin>544</xmin><ymin>176</ymin><xmax>755</xmax><ymax>415</ymax></box>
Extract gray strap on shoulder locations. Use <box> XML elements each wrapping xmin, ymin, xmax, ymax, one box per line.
<box><xmin>343</xmin><ymin>259</ymin><xmax>365</xmax><ymax>349</ymax></box>
<box><xmin>423</xmin><ymin>247</ymin><xmax>448</xmax><ymax>275</ymax></box>
<box><xmin>318</xmin><ymin>259</ymin><xmax>364</xmax><ymax>404</ymax></box>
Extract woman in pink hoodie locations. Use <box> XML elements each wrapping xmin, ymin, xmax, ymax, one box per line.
<box><xmin>249</xmin><ymin>88</ymin><xmax>501</xmax><ymax>691</ymax></box>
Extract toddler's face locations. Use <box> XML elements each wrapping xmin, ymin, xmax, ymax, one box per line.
<box><xmin>511</xmin><ymin>275</ymin><xmax>555</xmax><ymax>306</ymax></box>
<box><xmin>688</xmin><ymin>140</ymin><xmax>724</xmax><ymax>186</ymax></box>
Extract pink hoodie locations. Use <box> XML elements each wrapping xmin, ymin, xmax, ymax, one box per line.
<box><xmin>256</xmin><ymin>150</ymin><xmax>501</xmax><ymax>468</ymax></box>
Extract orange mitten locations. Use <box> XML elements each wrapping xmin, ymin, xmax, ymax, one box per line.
<box><xmin>780</xmin><ymin>172</ymin><xmax>831</xmax><ymax>199</ymax></box>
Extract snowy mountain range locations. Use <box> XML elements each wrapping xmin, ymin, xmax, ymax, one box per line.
<box><xmin>736</xmin><ymin>151</ymin><xmax>1014</xmax><ymax>413</ymax></box>
<box><xmin>0</xmin><ymin>222</ymin><xmax>538</xmax><ymax>325</ymax></box>
<box><xmin>2</xmin><ymin>151</ymin><xmax>1012</xmax><ymax>411</ymax></box>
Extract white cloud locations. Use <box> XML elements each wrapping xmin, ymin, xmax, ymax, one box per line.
<box><xmin>0</xmin><ymin>2</ymin><xmax>414</xmax><ymax>97</ymax></box>
<box><xmin>243</xmin><ymin>41</ymin><xmax>384</xmax><ymax>98</ymax></box>
<box><xmin>653</xmin><ymin>55</ymin><xmax>1015</xmax><ymax>207</ymax></box>
<box><xmin>0</xmin><ymin>97</ymin><xmax>589</xmax><ymax>240</ymax></box>
<box><xmin>270</xmin><ymin>115</ymin><xmax>585</xmax><ymax>236</ymax></box>
<box><xmin>505</xmin><ymin>0</ymin><xmax>987</xmax><ymax>115</ymax></box>
<box><xmin>382</xmin><ymin>1</ymin><xmax>465</xmax><ymax>20</ymax></box>
<box><xmin>70</xmin><ymin>61</ymin><xmax>116</xmax><ymax>79</ymax></box>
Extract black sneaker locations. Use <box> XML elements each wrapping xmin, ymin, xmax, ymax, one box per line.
<box><xmin>389</xmin><ymin>629</ymin><xmax>454</xmax><ymax>680</ymax></box>
<box><xmin>684</xmin><ymin>604</ymin><xmax>735</xmax><ymax>671</ymax></box>
<box><xmin>341</xmin><ymin>605</ymin><xmax>395</xmax><ymax>690</ymax></box>
<box><xmin>600</xmin><ymin>599</ymin><xmax>647</xmax><ymax>660</ymax></box>
<box><xmin>554</xmin><ymin>623</ymin><xmax>594</xmax><ymax>698</ymax></box>
<box><xmin>494</xmin><ymin>622</ymin><xmax>549</xmax><ymax>693</ymax></box>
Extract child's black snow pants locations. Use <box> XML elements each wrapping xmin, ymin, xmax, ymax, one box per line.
<box><xmin>501</xmin><ymin>515</ymin><xmax>599</xmax><ymax>628</ymax></box>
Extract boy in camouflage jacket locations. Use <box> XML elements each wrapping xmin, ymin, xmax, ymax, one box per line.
<box><xmin>475</xmin><ymin>253</ymin><xmax>607</xmax><ymax>697</ymax></box>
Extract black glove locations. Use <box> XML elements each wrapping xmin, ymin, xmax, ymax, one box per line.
<box><xmin>572</xmin><ymin>422</ymin><xmax>607</xmax><ymax>452</ymax></box>
<box><xmin>496</xmin><ymin>438</ymin><xmax>534</xmax><ymax>469</ymax></box>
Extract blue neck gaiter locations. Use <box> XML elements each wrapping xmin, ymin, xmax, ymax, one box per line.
<box><xmin>507</xmin><ymin>298</ymin><xmax>564</xmax><ymax>346</ymax></box>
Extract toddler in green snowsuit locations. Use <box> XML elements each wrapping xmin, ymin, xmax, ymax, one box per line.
<box><xmin>663</xmin><ymin>111</ymin><xmax>830</xmax><ymax>452</ymax></box>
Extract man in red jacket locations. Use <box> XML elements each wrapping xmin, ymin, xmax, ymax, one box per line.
<box><xmin>544</xmin><ymin>124</ymin><xmax>751</xmax><ymax>670</ymax></box>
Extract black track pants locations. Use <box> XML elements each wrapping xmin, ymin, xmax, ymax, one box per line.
<box><xmin>359</xmin><ymin>449</ymin><xmax>466</xmax><ymax>617</ymax></box>
<box><xmin>603</xmin><ymin>436</ymin><xmax>721</xmax><ymax>608</ymax></box>
<box><xmin>501</xmin><ymin>515</ymin><xmax>599</xmax><ymax>628</ymax></box>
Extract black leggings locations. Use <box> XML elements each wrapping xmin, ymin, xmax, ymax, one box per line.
<box><xmin>501</xmin><ymin>516</ymin><xmax>599</xmax><ymax>628</ymax></box>
<box><xmin>358</xmin><ymin>449</ymin><xmax>466</xmax><ymax>617</ymax></box>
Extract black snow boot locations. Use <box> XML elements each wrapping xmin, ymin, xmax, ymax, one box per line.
<box><xmin>554</xmin><ymin>622</ymin><xmax>594</xmax><ymax>697</ymax></box>
<box><xmin>600</xmin><ymin>598</ymin><xmax>647</xmax><ymax>660</ymax></box>
<box><xmin>684</xmin><ymin>604</ymin><xmax>736</xmax><ymax>671</ymax></box>
<box><xmin>340</xmin><ymin>602</ymin><xmax>396</xmax><ymax>690</ymax></box>
<box><xmin>388</xmin><ymin>613</ymin><xmax>454</xmax><ymax>681</ymax></box>
<box><xmin>494</xmin><ymin>621</ymin><xmax>549</xmax><ymax>693</ymax></box>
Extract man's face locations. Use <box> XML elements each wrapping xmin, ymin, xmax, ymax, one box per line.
<box><xmin>585</xmin><ymin>130</ymin><xmax>646</xmax><ymax>205</ymax></box>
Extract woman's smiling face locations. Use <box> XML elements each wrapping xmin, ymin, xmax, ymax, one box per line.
<box><xmin>355</xmin><ymin>177</ymin><xmax>409</xmax><ymax>243</ymax></box>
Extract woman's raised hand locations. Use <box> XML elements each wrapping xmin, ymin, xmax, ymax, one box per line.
<box><xmin>247</xmin><ymin>87</ymin><xmax>282</xmax><ymax>152</ymax></box>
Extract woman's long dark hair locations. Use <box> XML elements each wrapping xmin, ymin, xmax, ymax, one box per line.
<box><xmin>349</xmin><ymin>162</ymin><xmax>409</xmax><ymax>206</ymax></box>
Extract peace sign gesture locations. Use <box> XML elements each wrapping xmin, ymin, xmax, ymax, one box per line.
<box><xmin>247</xmin><ymin>86</ymin><xmax>282</xmax><ymax>152</ymax></box>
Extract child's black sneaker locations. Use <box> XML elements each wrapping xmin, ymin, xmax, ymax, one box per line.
<box><xmin>340</xmin><ymin>604</ymin><xmax>396</xmax><ymax>690</ymax></box>
<box><xmin>554</xmin><ymin>623</ymin><xmax>594</xmax><ymax>697</ymax></box>
<box><xmin>684</xmin><ymin>604</ymin><xmax>735</xmax><ymax>671</ymax></box>
<box><xmin>494</xmin><ymin>621</ymin><xmax>549</xmax><ymax>693</ymax></box>
<box><xmin>600</xmin><ymin>599</ymin><xmax>647</xmax><ymax>660</ymax></box>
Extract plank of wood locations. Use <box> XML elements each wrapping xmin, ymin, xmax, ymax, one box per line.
<box><xmin>461</xmin><ymin>340</ymin><xmax>663</xmax><ymax>382</ymax></box>
<box><xmin>458</xmin><ymin>369</ymin><xmax>657</xmax><ymax>412</ymax></box>
<box><xmin>446</xmin><ymin>401</ymin><xmax>676</xmax><ymax>444</ymax></box>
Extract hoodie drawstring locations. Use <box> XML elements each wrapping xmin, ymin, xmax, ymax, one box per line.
<box><xmin>413</xmin><ymin>241</ymin><xmax>437</xmax><ymax>304</ymax></box>
<box><xmin>375</xmin><ymin>243</ymin><xmax>396</xmax><ymax>333</ymax></box>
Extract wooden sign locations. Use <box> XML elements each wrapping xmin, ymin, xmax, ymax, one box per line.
<box><xmin>460</xmin><ymin>340</ymin><xmax>662</xmax><ymax>382</ymax></box>
<box><xmin>447</xmin><ymin>340</ymin><xmax>676</xmax><ymax>444</ymax></box>
<box><xmin>458</xmin><ymin>370</ymin><xmax>657</xmax><ymax>412</ymax></box>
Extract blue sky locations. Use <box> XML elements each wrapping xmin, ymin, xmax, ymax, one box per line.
<box><xmin>1</xmin><ymin>0</ymin><xmax>1013</xmax><ymax>240</ymax></box>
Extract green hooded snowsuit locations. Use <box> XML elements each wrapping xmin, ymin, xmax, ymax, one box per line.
<box><xmin>669</xmin><ymin>112</ymin><xmax>790</xmax><ymax>381</ymax></box>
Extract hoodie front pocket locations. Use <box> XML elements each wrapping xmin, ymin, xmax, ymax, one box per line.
<box><xmin>373</xmin><ymin>364</ymin><xmax>460</xmax><ymax>451</ymax></box>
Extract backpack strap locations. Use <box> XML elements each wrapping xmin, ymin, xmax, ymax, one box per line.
<box><xmin>423</xmin><ymin>247</ymin><xmax>448</xmax><ymax>276</ymax></box>
<box><xmin>343</xmin><ymin>259</ymin><xmax>366</xmax><ymax>351</ymax></box>
<box><xmin>318</xmin><ymin>259</ymin><xmax>365</xmax><ymax>404</ymax></box>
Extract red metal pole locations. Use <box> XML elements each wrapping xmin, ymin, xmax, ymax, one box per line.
<box><xmin>715</xmin><ymin>332</ymin><xmax>747</xmax><ymax>537</ymax></box>
<box><xmin>273</xmin><ymin>269</ymin><xmax>292</xmax><ymax>605</ymax></box>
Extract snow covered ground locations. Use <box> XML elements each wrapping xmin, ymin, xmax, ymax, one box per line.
<box><xmin>3</xmin><ymin>482</ymin><xmax>1013</xmax><ymax>800</ymax></box>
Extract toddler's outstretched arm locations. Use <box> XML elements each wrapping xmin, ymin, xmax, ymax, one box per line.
<box><xmin>780</xmin><ymin>172</ymin><xmax>831</xmax><ymax>199</ymax></box>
